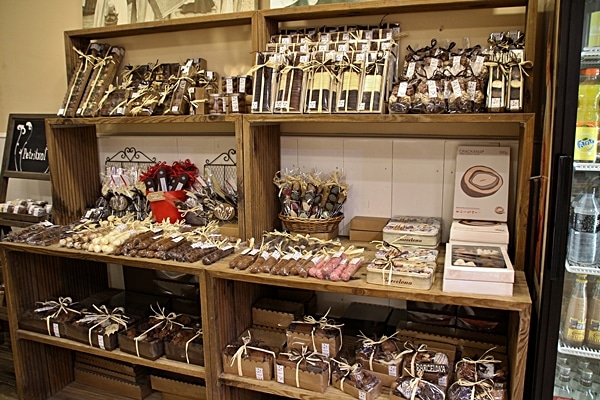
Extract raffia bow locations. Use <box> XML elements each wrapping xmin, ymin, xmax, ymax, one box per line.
<box><xmin>77</xmin><ymin>305</ymin><xmax>129</xmax><ymax>347</ymax></box>
<box><xmin>227</xmin><ymin>330</ymin><xmax>276</xmax><ymax>377</ymax></box>
<box><xmin>184</xmin><ymin>328</ymin><xmax>203</xmax><ymax>364</ymax></box>
<box><xmin>280</xmin><ymin>346</ymin><xmax>328</xmax><ymax>388</ymax></box>
<box><xmin>455</xmin><ymin>378</ymin><xmax>494</xmax><ymax>400</ymax></box>
<box><xmin>331</xmin><ymin>358</ymin><xmax>361</xmax><ymax>392</ymax></box>
<box><xmin>358</xmin><ymin>332</ymin><xmax>399</xmax><ymax>370</ymax></box>
<box><xmin>292</xmin><ymin>308</ymin><xmax>345</xmax><ymax>353</ymax></box>
<box><xmin>35</xmin><ymin>297</ymin><xmax>80</xmax><ymax>336</ymax></box>
<box><xmin>397</xmin><ymin>341</ymin><xmax>429</xmax><ymax>377</ymax></box>
<box><xmin>133</xmin><ymin>304</ymin><xmax>183</xmax><ymax>357</ymax></box>
<box><xmin>457</xmin><ymin>347</ymin><xmax>501</xmax><ymax>381</ymax></box>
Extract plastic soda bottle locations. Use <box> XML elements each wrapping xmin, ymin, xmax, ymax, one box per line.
<box><xmin>575</xmin><ymin>68</ymin><xmax>600</xmax><ymax>162</ymax></box>
<box><xmin>567</xmin><ymin>189</ymin><xmax>600</xmax><ymax>267</ymax></box>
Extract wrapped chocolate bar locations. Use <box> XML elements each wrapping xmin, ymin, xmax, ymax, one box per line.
<box><xmin>336</xmin><ymin>51</ymin><xmax>364</xmax><ymax>113</ymax></box>
<box><xmin>165</xmin><ymin>325</ymin><xmax>204</xmax><ymax>366</ymax></box>
<box><xmin>222</xmin><ymin>330</ymin><xmax>277</xmax><ymax>380</ymax></box>
<box><xmin>20</xmin><ymin>296</ymin><xmax>82</xmax><ymax>337</ymax></box>
<box><xmin>331</xmin><ymin>359</ymin><xmax>383</xmax><ymax>400</ymax></box>
<box><xmin>118</xmin><ymin>305</ymin><xmax>187</xmax><ymax>360</ymax></box>
<box><xmin>169</xmin><ymin>60</ymin><xmax>196</xmax><ymax>115</ymax></box>
<box><xmin>188</xmin><ymin>87</ymin><xmax>209</xmax><ymax>115</ymax></box>
<box><xmin>77</xmin><ymin>46</ymin><xmax>125</xmax><ymax>117</ymax></box>
<box><xmin>251</xmin><ymin>52</ymin><xmax>282</xmax><ymax>113</ymax></box>
<box><xmin>359</xmin><ymin>51</ymin><xmax>388</xmax><ymax>113</ymax></box>
<box><xmin>391</xmin><ymin>372</ymin><xmax>446</xmax><ymax>400</ymax></box>
<box><xmin>274</xmin><ymin>52</ymin><xmax>309</xmax><ymax>113</ymax></box>
<box><xmin>448</xmin><ymin>379</ymin><xmax>494</xmax><ymax>400</ymax></box>
<box><xmin>98</xmin><ymin>84</ymin><xmax>131</xmax><ymax>117</ymax></box>
<box><xmin>276</xmin><ymin>346</ymin><xmax>330</xmax><ymax>393</ymax></box>
<box><xmin>305</xmin><ymin>50</ymin><xmax>338</xmax><ymax>113</ymax></box>
<box><xmin>286</xmin><ymin>310</ymin><xmax>344</xmax><ymax>357</ymax></box>
<box><xmin>66</xmin><ymin>305</ymin><xmax>132</xmax><ymax>350</ymax></box>
<box><xmin>356</xmin><ymin>333</ymin><xmax>403</xmax><ymax>386</ymax></box>
<box><xmin>126</xmin><ymin>86</ymin><xmax>160</xmax><ymax>116</ymax></box>
<box><xmin>58</xmin><ymin>43</ymin><xmax>110</xmax><ymax>117</ymax></box>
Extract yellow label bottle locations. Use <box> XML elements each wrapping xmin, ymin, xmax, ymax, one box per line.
<box><xmin>561</xmin><ymin>274</ymin><xmax>588</xmax><ymax>347</ymax></box>
<box><xmin>575</xmin><ymin>126</ymin><xmax>598</xmax><ymax>161</ymax></box>
<box><xmin>575</xmin><ymin>68</ymin><xmax>600</xmax><ymax>162</ymax></box>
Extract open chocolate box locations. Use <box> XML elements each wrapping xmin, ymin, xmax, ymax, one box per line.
<box><xmin>20</xmin><ymin>296</ymin><xmax>84</xmax><ymax>338</ymax></box>
<box><xmin>65</xmin><ymin>305</ymin><xmax>135</xmax><ymax>351</ymax></box>
<box><xmin>165</xmin><ymin>319</ymin><xmax>203</xmax><ymax>366</ymax></box>
<box><xmin>331</xmin><ymin>360</ymin><xmax>382</xmax><ymax>400</ymax></box>
<box><xmin>118</xmin><ymin>308</ymin><xmax>191</xmax><ymax>360</ymax></box>
<box><xmin>222</xmin><ymin>329</ymin><xmax>279</xmax><ymax>381</ymax></box>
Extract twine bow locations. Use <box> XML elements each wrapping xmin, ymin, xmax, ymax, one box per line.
<box><xmin>35</xmin><ymin>297</ymin><xmax>80</xmax><ymax>336</ymax></box>
<box><xmin>457</xmin><ymin>347</ymin><xmax>501</xmax><ymax>381</ymax></box>
<box><xmin>397</xmin><ymin>341</ymin><xmax>429</xmax><ymax>377</ymax></box>
<box><xmin>227</xmin><ymin>330</ymin><xmax>276</xmax><ymax>377</ymax></box>
<box><xmin>79</xmin><ymin>53</ymin><xmax>118</xmax><ymax>115</ymax></box>
<box><xmin>77</xmin><ymin>305</ymin><xmax>129</xmax><ymax>347</ymax></box>
<box><xmin>97</xmin><ymin>84</ymin><xmax>117</xmax><ymax>112</ymax></box>
<box><xmin>184</xmin><ymin>328</ymin><xmax>203</xmax><ymax>364</ymax></box>
<box><xmin>293</xmin><ymin>308</ymin><xmax>344</xmax><ymax>353</ymax></box>
<box><xmin>407</xmin><ymin>370</ymin><xmax>425</xmax><ymax>400</ymax></box>
<box><xmin>133</xmin><ymin>304</ymin><xmax>182</xmax><ymax>357</ymax></box>
<box><xmin>280</xmin><ymin>346</ymin><xmax>327</xmax><ymax>388</ymax></box>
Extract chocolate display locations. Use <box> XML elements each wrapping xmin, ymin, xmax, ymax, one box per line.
<box><xmin>391</xmin><ymin>374</ymin><xmax>446</xmax><ymax>400</ymax></box>
<box><xmin>331</xmin><ymin>359</ymin><xmax>382</xmax><ymax>399</ymax></box>
<box><xmin>276</xmin><ymin>347</ymin><xmax>330</xmax><ymax>393</ymax></box>
<box><xmin>67</xmin><ymin>305</ymin><xmax>132</xmax><ymax>350</ymax></box>
<box><xmin>223</xmin><ymin>330</ymin><xmax>277</xmax><ymax>380</ymax></box>
<box><xmin>286</xmin><ymin>310</ymin><xmax>344</xmax><ymax>357</ymax></box>
<box><xmin>274</xmin><ymin>52</ymin><xmax>307</xmax><ymax>113</ymax></box>
<box><xmin>21</xmin><ymin>296</ymin><xmax>82</xmax><ymax>337</ymax></box>
<box><xmin>356</xmin><ymin>333</ymin><xmax>403</xmax><ymax>386</ymax></box>
<box><xmin>165</xmin><ymin>325</ymin><xmax>204</xmax><ymax>366</ymax></box>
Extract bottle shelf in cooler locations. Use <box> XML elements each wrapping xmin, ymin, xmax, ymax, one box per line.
<box><xmin>558</xmin><ymin>340</ymin><xmax>600</xmax><ymax>359</ymax></box>
<box><xmin>565</xmin><ymin>260</ymin><xmax>600</xmax><ymax>275</ymax></box>
<box><xmin>573</xmin><ymin>162</ymin><xmax>600</xmax><ymax>172</ymax></box>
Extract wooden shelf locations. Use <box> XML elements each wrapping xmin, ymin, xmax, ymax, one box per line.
<box><xmin>49</xmin><ymin>382</ymin><xmax>161</xmax><ymax>400</ymax></box>
<box><xmin>47</xmin><ymin>115</ymin><xmax>240</xmax><ymax>127</ymax></box>
<box><xmin>17</xmin><ymin>330</ymin><xmax>205</xmax><ymax>379</ymax></box>
<box><xmin>220</xmin><ymin>373</ymin><xmax>383</xmax><ymax>400</ymax></box>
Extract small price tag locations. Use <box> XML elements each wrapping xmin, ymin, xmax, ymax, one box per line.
<box><xmin>388</xmin><ymin>365</ymin><xmax>397</xmax><ymax>377</ymax></box>
<box><xmin>252</xmin><ymin>101</ymin><xmax>258</xmax><ymax>110</ymax></box>
<box><xmin>356</xmin><ymin>53</ymin><xmax>365</xmax><ymax>61</ymax></box>
<box><xmin>58</xmin><ymin>108</ymin><xmax>65</xmax><ymax>116</ymax></box>
<box><xmin>338</xmin><ymin>99</ymin><xmax>345</xmax><ymax>108</ymax></box>
<box><xmin>364</xmin><ymin>31</ymin><xmax>373</xmax><ymax>40</ymax></box>
<box><xmin>116</xmin><ymin>224</ymin><xmax>128</xmax><ymax>232</ymax></box>
<box><xmin>510</xmin><ymin>99</ymin><xmax>520</xmax><ymax>110</ymax></box>
<box><xmin>226</xmin><ymin>78</ymin><xmax>234</xmax><ymax>93</ymax></box>
<box><xmin>321</xmin><ymin>343</ymin><xmax>330</xmax><ymax>357</ymax></box>
<box><xmin>359</xmin><ymin>390</ymin><xmax>367</xmax><ymax>400</ymax></box>
<box><xmin>191</xmin><ymin>242</ymin><xmax>203</xmax><ymax>249</ymax></box>
<box><xmin>276</xmin><ymin>365</ymin><xmax>285</xmax><ymax>383</ymax></box>
<box><xmin>255</xmin><ymin>367</ymin><xmax>264</xmax><ymax>380</ymax></box>
<box><xmin>98</xmin><ymin>335</ymin><xmax>105</xmax><ymax>350</ymax></box>
<box><xmin>308</xmin><ymin>101</ymin><xmax>317</xmax><ymax>109</ymax></box>
<box><xmin>300</xmin><ymin>55</ymin><xmax>309</xmax><ymax>63</ymax></box>
<box><xmin>343</xmin><ymin>33</ymin><xmax>350</xmax><ymax>41</ymax></box>
<box><xmin>358</xmin><ymin>102</ymin><xmax>366</xmax><ymax>111</ymax></box>
<box><xmin>406</xmin><ymin>62</ymin><xmax>416</xmax><ymax>78</ymax></box>
<box><xmin>430</xmin><ymin>58</ymin><xmax>439</xmax><ymax>69</ymax></box>
<box><xmin>491</xmin><ymin>98</ymin><xmax>502</xmax><ymax>109</ymax></box>
<box><xmin>281</xmin><ymin>37</ymin><xmax>291</xmax><ymax>44</ymax></box>
<box><xmin>232</xmin><ymin>96</ymin><xmax>239</xmax><ymax>112</ymax></box>
<box><xmin>53</xmin><ymin>323</ymin><xmax>61</xmax><ymax>337</ymax></box>
<box><xmin>117</xmin><ymin>107</ymin><xmax>125</xmax><ymax>114</ymax></box>
<box><xmin>318</xmin><ymin>45</ymin><xmax>328</xmax><ymax>51</ymax></box>
<box><xmin>172</xmin><ymin>106</ymin><xmax>179</xmax><ymax>112</ymax></box>
<box><xmin>398</xmin><ymin>81</ymin><xmax>408</xmax><ymax>97</ymax></box>
<box><xmin>451</xmin><ymin>80</ymin><xmax>462</xmax><ymax>97</ymax></box>
<box><xmin>84</xmin><ymin>210</ymin><xmax>93</xmax><ymax>218</ymax></box>
<box><xmin>427</xmin><ymin>80</ymin><xmax>438</xmax><ymax>98</ymax></box>
<box><xmin>300</xmin><ymin>44</ymin><xmax>308</xmax><ymax>52</ymax></box>
<box><xmin>172</xmin><ymin>236</ymin><xmax>184</xmax><ymax>243</ymax></box>
<box><xmin>239</xmin><ymin>77</ymin><xmax>246</xmax><ymax>91</ymax></box>
<box><xmin>250</xmin><ymin>248</ymin><xmax>260</xmax><ymax>256</ymax></box>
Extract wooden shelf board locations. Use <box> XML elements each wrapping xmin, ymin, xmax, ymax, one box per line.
<box><xmin>261</xmin><ymin>0</ymin><xmax>527</xmax><ymax>21</ymax></box>
<box><xmin>47</xmin><ymin>114</ymin><xmax>240</xmax><ymax>127</ymax></box>
<box><xmin>208</xmin><ymin>259</ymin><xmax>531</xmax><ymax>312</ymax></box>
<box><xmin>17</xmin><ymin>330</ymin><xmax>205</xmax><ymax>379</ymax></box>
<box><xmin>220</xmin><ymin>373</ymin><xmax>388</xmax><ymax>400</ymax></box>
<box><xmin>49</xmin><ymin>382</ymin><xmax>161</xmax><ymax>400</ymax></box>
<box><xmin>66</xmin><ymin>11</ymin><xmax>255</xmax><ymax>39</ymax></box>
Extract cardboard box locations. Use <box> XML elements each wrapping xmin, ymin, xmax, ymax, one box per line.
<box><xmin>276</xmin><ymin>288</ymin><xmax>317</xmax><ymax>315</ymax></box>
<box><xmin>74</xmin><ymin>368</ymin><xmax>152</xmax><ymax>400</ymax></box>
<box><xmin>286</xmin><ymin>321</ymin><xmax>343</xmax><ymax>358</ymax></box>
<box><xmin>355</xmin><ymin>354</ymin><xmax>402</xmax><ymax>387</ymax></box>
<box><xmin>442</xmin><ymin>277</ymin><xmax>514</xmax><ymax>296</ymax></box>
<box><xmin>150</xmin><ymin>375</ymin><xmax>206</xmax><ymax>399</ymax></box>
<box><xmin>246</xmin><ymin>327</ymin><xmax>287</xmax><ymax>352</ymax></box>
<box><xmin>341</xmin><ymin>302</ymin><xmax>392</xmax><ymax>337</ymax></box>
<box><xmin>449</xmin><ymin>220</ymin><xmax>509</xmax><ymax>245</ymax></box>
<box><xmin>75</xmin><ymin>353</ymin><xmax>148</xmax><ymax>377</ymax></box>
<box><xmin>399</xmin><ymin>340</ymin><xmax>456</xmax><ymax>389</ymax></box>
<box><xmin>350</xmin><ymin>216</ymin><xmax>390</xmax><ymax>232</ymax></box>
<box><xmin>74</xmin><ymin>362</ymin><xmax>138</xmax><ymax>383</ymax></box>
<box><xmin>165</xmin><ymin>328</ymin><xmax>204</xmax><ymax>366</ymax></box>
<box><xmin>275</xmin><ymin>353</ymin><xmax>330</xmax><ymax>393</ymax></box>
<box><xmin>349</xmin><ymin>229</ymin><xmax>383</xmax><ymax>242</ymax></box>
<box><xmin>252</xmin><ymin>298</ymin><xmax>304</xmax><ymax>330</ymax></box>
<box><xmin>219</xmin><ymin>222</ymin><xmax>239</xmax><ymax>238</ymax></box>
<box><xmin>65</xmin><ymin>318</ymin><xmax>132</xmax><ymax>351</ymax></box>
<box><xmin>331</xmin><ymin>370</ymin><xmax>383</xmax><ymax>400</ymax></box>
<box><xmin>222</xmin><ymin>348</ymin><xmax>275</xmax><ymax>380</ymax></box>
<box><xmin>453</xmin><ymin>146</ymin><xmax>510</xmax><ymax>222</ymax></box>
<box><xmin>444</xmin><ymin>243</ymin><xmax>514</xmax><ymax>283</ymax></box>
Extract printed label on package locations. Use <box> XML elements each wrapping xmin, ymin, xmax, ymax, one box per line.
<box><xmin>255</xmin><ymin>367</ymin><xmax>264</xmax><ymax>380</ymax></box>
<box><xmin>276</xmin><ymin>364</ymin><xmax>284</xmax><ymax>383</ymax></box>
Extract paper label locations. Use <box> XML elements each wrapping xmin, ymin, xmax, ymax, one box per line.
<box><xmin>281</xmin><ymin>37</ymin><xmax>291</xmax><ymax>44</ymax></box>
<box><xmin>252</xmin><ymin>101</ymin><xmax>258</xmax><ymax>110</ymax></box>
<box><xmin>98</xmin><ymin>335</ymin><xmax>105</xmax><ymax>350</ymax></box>
<box><xmin>261</xmin><ymin>251</ymin><xmax>270</xmax><ymax>260</ymax></box>
<box><xmin>427</xmin><ymin>80</ymin><xmax>437</xmax><ymax>98</ymax></box>
<box><xmin>231</xmin><ymin>96</ymin><xmax>239</xmax><ymax>112</ymax></box>
<box><xmin>191</xmin><ymin>242</ymin><xmax>203</xmax><ymax>249</ymax></box>
<box><xmin>116</xmin><ymin>224</ymin><xmax>128</xmax><ymax>232</ymax></box>
<box><xmin>226</xmin><ymin>78</ymin><xmax>233</xmax><ymax>93</ymax></box>
<box><xmin>406</xmin><ymin>62</ymin><xmax>416</xmax><ymax>78</ymax></box>
<box><xmin>300</xmin><ymin>55</ymin><xmax>309</xmax><ymax>63</ymax></box>
<box><xmin>172</xmin><ymin>106</ymin><xmax>179</xmax><ymax>112</ymax></box>
<box><xmin>398</xmin><ymin>81</ymin><xmax>408</xmax><ymax>96</ymax></box>
<box><xmin>58</xmin><ymin>108</ymin><xmax>65</xmax><ymax>116</ymax></box>
<box><xmin>509</xmin><ymin>99</ymin><xmax>520</xmax><ymax>110</ymax></box>
<box><xmin>359</xmin><ymin>391</ymin><xmax>367</xmax><ymax>400</ymax></box>
<box><xmin>338</xmin><ymin>99</ymin><xmax>345</xmax><ymax>107</ymax></box>
<box><xmin>491</xmin><ymin>98</ymin><xmax>502</xmax><ymax>109</ymax></box>
<box><xmin>276</xmin><ymin>364</ymin><xmax>285</xmax><ymax>383</ymax></box>
<box><xmin>451</xmin><ymin>80</ymin><xmax>462</xmax><ymax>97</ymax></box>
<box><xmin>388</xmin><ymin>364</ymin><xmax>397</xmax><ymax>377</ymax></box>
<box><xmin>358</xmin><ymin>102</ymin><xmax>365</xmax><ymax>111</ymax></box>
<box><xmin>239</xmin><ymin>77</ymin><xmax>246</xmax><ymax>91</ymax></box>
<box><xmin>430</xmin><ymin>58</ymin><xmax>439</xmax><ymax>69</ymax></box>
<box><xmin>321</xmin><ymin>343</ymin><xmax>330</xmax><ymax>357</ymax></box>
<box><xmin>318</xmin><ymin>45</ymin><xmax>328</xmax><ymax>51</ymax></box>
<box><xmin>172</xmin><ymin>236</ymin><xmax>184</xmax><ymax>243</ymax></box>
<box><xmin>255</xmin><ymin>367</ymin><xmax>264</xmax><ymax>380</ymax></box>
<box><xmin>308</xmin><ymin>101</ymin><xmax>317</xmax><ymax>109</ymax></box>
<box><xmin>53</xmin><ymin>323</ymin><xmax>61</xmax><ymax>337</ymax></box>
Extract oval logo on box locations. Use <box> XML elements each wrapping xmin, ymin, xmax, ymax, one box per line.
<box><xmin>495</xmin><ymin>206</ymin><xmax>505</xmax><ymax>215</ymax></box>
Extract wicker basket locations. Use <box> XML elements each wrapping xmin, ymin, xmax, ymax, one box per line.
<box><xmin>279</xmin><ymin>214</ymin><xmax>344</xmax><ymax>234</ymax></box>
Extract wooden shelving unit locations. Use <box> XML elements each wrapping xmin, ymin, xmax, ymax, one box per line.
<box><xmin>2</xmin><ymin>1</ymin><xmax>540</xmax><ymax>399</ymax></box>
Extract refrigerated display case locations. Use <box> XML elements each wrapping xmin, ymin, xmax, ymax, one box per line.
<box><xmin>528</xmin><ymin>0</ymin><xmax>600</xmax><ymax>399</ymax></box>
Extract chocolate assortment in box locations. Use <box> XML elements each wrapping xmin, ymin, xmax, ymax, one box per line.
<box><xmin>223</xmin><ymin>329</ymin><xmax>278</xmax><ymax>380</ymax></box>
<box><xmin>20</xmin><ymin>296</ymin><xmax>83</xmax><ymax>338</ymax></box>
<box><xmin>390</xmin><ymin>373</ymin><xmax>446</xmax><ymax>400</ymax></box>
<box><xmin>118</xmin><ymin>304</ymin><xmax>189</xmax><ymax>360</ymax></box>
<box><xmin>65</xmin><ymin>305</ymin><xmax>133</xmax><ymax>351</ymax></box>
<box><xmin>398</xmin><ymin>339</ymin><xmax>455</xmax><ymax>390</ymax></box>
<box><xmin>275</xmin><ymin>346</ymin><xmax>331</xmax><ymax>393</ymax></box>
<box><xmin>164</xmin><ymin>320</ymin><xmax>204</xmax><ymax>366</ymax></box>
<box><xmin>331</xmin><ymin>359</ymin><xmax>383</xmax><ymax>400</ymax></box>
<box><xmin>450</xmin><ymin>348</ymin><xmax>508</xmax><ymax>400</ymax></box>
<box><xmin>355</xmin><ymin>332</ymin><xmax>404</xmax><ymax>387</ymax></box>
<box><xmin>286</xmin><ymin>310</ymin><xmax>344</xmax><ymax>358</ymax></box>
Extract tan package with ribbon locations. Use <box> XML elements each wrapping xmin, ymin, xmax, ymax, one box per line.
<box><xmin>222</xmin><ymin>330</ymin><xmax>277</xmax><ymax>380</ymax></box>
<box><xmin>165</xmin><ymin>326</ymin><xmax>204</xmax><ymax>366</ymax></box>
<box><xmin>286</xmin><ymin>310</ymin><xmax>343</xmax><ymax>358</ymax></box>
<box><xmin>399</xmin><ymin>340</ymin><xmax>456</xmax><ymax>389</ymax></box>
<box><xmin>20</xmin><ymin>296</ymin><xmax>82</xmax><ymax>338</ymax></box>
<box><xmin>66</xmin><ymin>304</ymin><xmax>132</xmax><ymax>351</ymax></box>
<box><xmin>390</xmin><ymin>372</ymin><xmax>446</xmax><ymax>400</ymax></box>
<box><xmin>275</xmin><ymin>346</ymin><xmax>330</xmax><ymax>393</ymax></box>
<box><xmin>355</xmin><ymin>332</ymin><xmax>403</xmax><ymax>387</ymax></box>
<box><xmin>331</xmin><ymin>359</ymin><xmax>383</xmax><ymax>400</ymax></box>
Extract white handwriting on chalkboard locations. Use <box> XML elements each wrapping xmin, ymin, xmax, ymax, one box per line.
<box><xmin>14</xmin><ymin>121</ymin><xmax>49</xmax><ymax>173</ymax></box>
<box><xmin>21</xmin><ymin>148</ymin><xmax>47</xmax><ymax>161</ymax></box>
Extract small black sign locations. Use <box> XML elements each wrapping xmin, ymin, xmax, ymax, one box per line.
<box><xmin>2</xmin><ymin>114</ymin><xmax>53</xmax><ymax>179</ymax></box>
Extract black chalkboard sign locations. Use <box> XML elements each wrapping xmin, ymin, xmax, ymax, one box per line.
<box><xmin>2</xmin><ymin>114</ymin><xmax>53</xmax><ymax>179</ymax></box>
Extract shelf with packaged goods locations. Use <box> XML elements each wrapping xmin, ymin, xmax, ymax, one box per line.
<box><xmin>565</xmin><ymin>259</ymin><xmax>600</xmax><ymax>276</ymax></box>
<box><xmin>17</xmin><ymin>330</ymin><xmax>205</xmax><ymax>379</ymax></box>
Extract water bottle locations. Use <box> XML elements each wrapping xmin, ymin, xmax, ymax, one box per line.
<box><xmin>554</xmin><ymin>364</ymin><xmax>574</xmax><ymax>399</ymax></box>
<box><xmin>574</xmin><ymin>369</ymin><xmax>596</xmax><ymax>399</ymax></box>
<box><xmin>567</xmin><ymin>188</ymin><xmax>600</xmax><ymax>267</ymax></box>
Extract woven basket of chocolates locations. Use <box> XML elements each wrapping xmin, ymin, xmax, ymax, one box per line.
<box><xmin>274</xmin><ymin>169</ymin><xmax>348</xmax><ymax>236</ymax></box>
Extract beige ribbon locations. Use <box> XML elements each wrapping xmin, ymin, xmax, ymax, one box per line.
<box><xmin>292</xmin><ymin>308</ymin><xmax>344</xmax><ymax>353</ymax></box>
<box><xmin>79</xmin><ymin>54</ymin><xmax>117</xmax><ymax>114</ymax></box>
<box><xmin>76</xmin><ymin>304</ymin><xmax>129</xmax><ymax>346</ymax></box>
<box><xmin>62</xmin><ymin>47</ymin><xmax>100</xmax><ymax>113</ymax></box>
<box><xmin>455</xmin><ymin>378</ymin><xmax>494</xmax><ymax>400</ymax></box>
<box><xmin>97</xmin><ymin>84</ymin><xmax>117</xmax><ymax>112</ymax></box>
<box><xmin>397</xmin><ymin>341</ymin><xmax>429</xmax><ymax>377</ymax></box>
<box><xmin>331</xmin><ymin>358</ymin><xmax>361</xmax><ymax>392</ymax></box>
<box><xmin>457</xmin><ymin>347</ymin><xmax>501</xmax><ymax>381</ymax></box>
<box><xmin>133</xmin><ymin>305</ymin><xmax>183</xmax><ymax>357</ymax></box>
<box><xmin>357</xmin><ymin>332</ymin><xmax>399</xmax><ymax>371</ymax></box>
<box><xmin>35</xmin><ymin>297</ymin><xmax>80</xmax><ymax>336</ymax></box>
<box><xmin>184</xmin><ymin>328</ymin><xmax>203</xmax><ymax>364</ymax></box>
<box><xmin>227</xmin><ymin>330</ymin><xmax>276</xmax><ymax>376</ymax></box>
